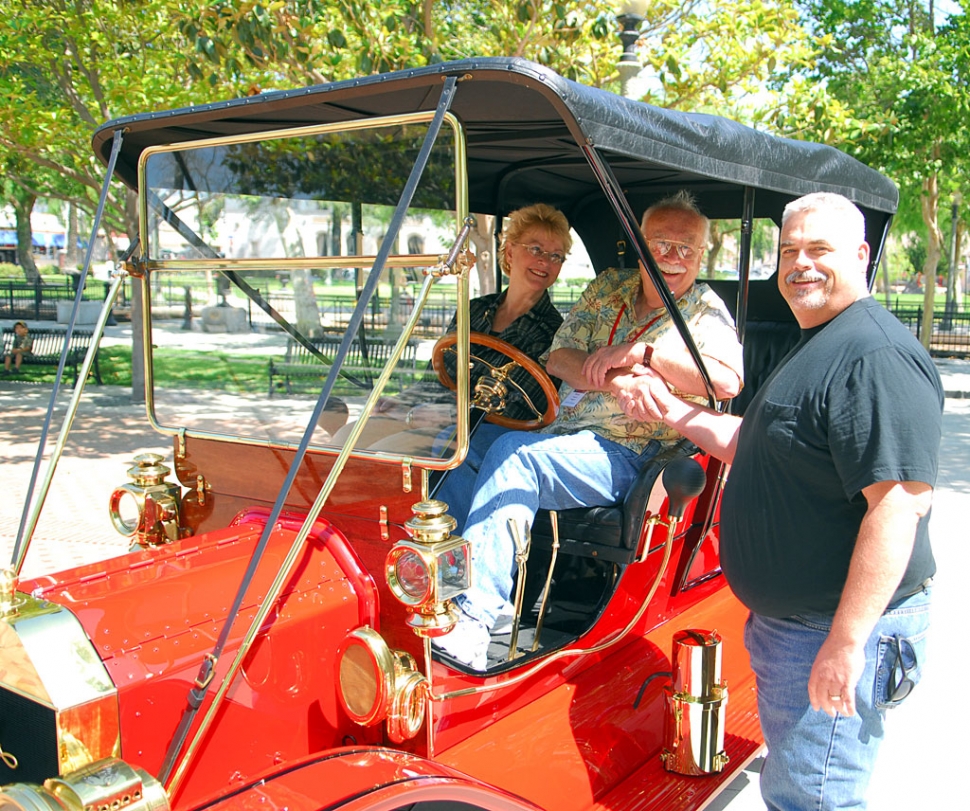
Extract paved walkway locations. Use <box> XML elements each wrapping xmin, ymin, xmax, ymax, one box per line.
<box><xmin>1</xmin><ymin>353</ymin><xmax>968</xmax><ymax>809</ymax></box>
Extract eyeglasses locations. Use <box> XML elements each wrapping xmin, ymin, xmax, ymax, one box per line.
<box><xmin>515</xmin><ymin>243</ymin><xmax>566</xmax><ymax>265</ymax></box>
<box><xmin>889</xmin><ymin>635</ymin><xmax>917</xmax><ymax>703</ymax></box>
<box><xmin>648</xmin><ymin>239</ymin><xmax>699</xmax><ymax>261</ymax></box>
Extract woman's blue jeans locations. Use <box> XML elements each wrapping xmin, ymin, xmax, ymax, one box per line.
<box><xmin>745</xmin><ymin>585</ymin><xmax>931</xmax><ymax>810</ymax></box>
<box><xmin>455</xmin><ymin>429</ymin><xmax>655</xmax><ymax>628</ymax></box>
<box><xmin>434</xmin><ymin>422</ymin><xmax>512</xmax><ymax>532</ymax></box>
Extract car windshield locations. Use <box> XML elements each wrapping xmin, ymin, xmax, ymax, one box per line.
<box><xmin>142</xmin><ymin>116</ymin><xmax>470</xmax><ymax>460</ymax></box>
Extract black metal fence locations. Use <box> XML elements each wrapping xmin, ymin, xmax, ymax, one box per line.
<box><xmin>3</xmin><ymin>276</ymin><xmax>968</xmax><ymax>359</ymax></box>
<box><xmin>888</xmin><ymin>305</ymin><xmax>970</xmax><ymax>358</ymax></box>
<box><xmin>0</xmin><ymin>277</ymin><xmax>126</xmax><ymax>321</ymax></box>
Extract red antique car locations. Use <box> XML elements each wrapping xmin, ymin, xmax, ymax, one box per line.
<box><xmin>0</xmin><ymin>59</ymin><xmax>897</xmax><ymax>811</ymax></box>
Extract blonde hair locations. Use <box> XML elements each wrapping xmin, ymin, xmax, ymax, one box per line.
<box><xmin>498</xmin><ymin>203</ymin><xmax>572</xmax><ymax>274</ymax></box>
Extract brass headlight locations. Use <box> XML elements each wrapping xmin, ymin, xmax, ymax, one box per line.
<box><xmin>335</xmin><ymin>628</ymin><xmax>396</xmax><ymax>727</ymax></box>
<box><xmin>386</xmin><ymin>546</ymin><xmax>434</xmax><ymax>606</ymax></box>
<box><xmin>335</xmin><ymin>628</ymin><xmax>428</xmax><ymax>743</ymax></box>
<box><xmin>0</xmin><ymin>757</ymin><xmax>169</xmax><ymax>811</ymax></box>
<box><xmin>108</xmin><ymin>454</ymin><xmax>182</xmax><ymax>548</ymax></box>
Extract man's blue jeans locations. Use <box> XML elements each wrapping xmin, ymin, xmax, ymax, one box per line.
<box><xmin>456</xmin><ymin>429</ymin><xmax>656</xmax><ymax>628</ymax></box>
<box><xmin>745</xmin><ymin>585</ymin><xmax>931</xmax><ymax>810</ymax></box>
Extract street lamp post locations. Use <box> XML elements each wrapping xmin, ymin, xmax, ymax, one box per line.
<box><xmin>616</xmin><ymin>1</ymin><xmax>647</xmax><ymax>97</ymax></box>
<box><xmin>944</xmin><ymin>193</ymin><xmax>962</xmax><ymax>328</ymax></box>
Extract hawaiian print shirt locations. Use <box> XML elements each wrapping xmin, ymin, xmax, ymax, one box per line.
<box><xmin>541</xmin><ymin>267</ymin><xmax>742</xmax><ymax>454</ymax></box>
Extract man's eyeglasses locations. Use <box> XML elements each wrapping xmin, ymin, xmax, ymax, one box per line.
<box><xmin>889</xmin><ymin>635</ymin><xmax>917</xmax><ymax>703</ymax></box>
<box><xmin>515</xmin><ymin>243</ymin><xmax>566</xmax><ymax>265</ymax></box>
<box><xmin>648</xmin><ymin>239</ymin><xmax>699</xmax><ymax>261</ymax></box>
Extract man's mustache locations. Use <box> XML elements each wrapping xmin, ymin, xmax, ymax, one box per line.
<box><xmin>785</xmin><ymin>270</ymin><xmax>826</xmax><ymax>285</ymax></box>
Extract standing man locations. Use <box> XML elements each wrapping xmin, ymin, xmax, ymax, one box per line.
<box><xmin>639</xmin><ymin>192</ymin><xmax>942</xmax><ymax>810</ymax></box>
<box><xmin>434</xmin><ymin>190</ymin><xmax>744</xmax><ymax>670</ymax></box>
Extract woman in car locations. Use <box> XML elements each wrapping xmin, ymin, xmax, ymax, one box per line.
<box><xmin>338</xmin><ymin>202</ymin><xmax>571</xmax><ymax>524</ymax></box>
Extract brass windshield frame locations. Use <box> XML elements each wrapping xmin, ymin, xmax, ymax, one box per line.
<box><xmin>133</xmin><ymin>111</ymin><xmax>470</xmax><ymax>471</ymax></box>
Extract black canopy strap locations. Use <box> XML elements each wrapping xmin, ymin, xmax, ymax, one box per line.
<box><xmin>11</xmin><ymin>128</ymin><xmax>126</xmax><ymax>570</ymax></box>
<box><xmin>582</xmin><ymin>144</ymin><xmax>717</xmax><ymax>409</ymax></box>
<box><xmin>158</xmin><ymin>75</ymin><xmax>460</xmax><ymax>794</ymax></box>
<box><xmin>735</xmin><ymin>186</ymin><xmax>756</xmax><ymax>344</ymax></box>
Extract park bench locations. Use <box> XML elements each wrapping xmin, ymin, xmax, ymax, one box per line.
<box><xmin>1</xmin><ymin>326</ymin><xmax>102</xmax><ymax>385</ymax></box>
<box><xmin>268</xmin><ymin>334</ymin><xmax>419</xmax><ymax>396</ymax></box>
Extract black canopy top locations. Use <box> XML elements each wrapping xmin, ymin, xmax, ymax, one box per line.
<box><xmin>93</xmin><ymin>57</ymin><xmax>896</xmax><ymax>212</ymax></box>
<box><xmin>93</xmin><ymin>58</ymin><xmax>896</xmax><ymax>292</ymax></box>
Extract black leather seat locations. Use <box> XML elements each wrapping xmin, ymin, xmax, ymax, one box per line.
<box><xmin>730</xmin><ymin>320</ymin><xmax>801</xmax><ymax>415</ymax></box>
<box><xmin>530</xmin><ymin>440</ymin><xmax>697</xmax><ymax>564</ymax></box>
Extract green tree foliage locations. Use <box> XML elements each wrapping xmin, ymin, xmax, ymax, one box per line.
<box><xmin>178</xmin><ymin>1</ymin><xmax>621</xmax><ymax>88</ymax></box>
<box><xmin>629</xmin><ymin>0</ymin><xmax>820</xmax><ymax>118</ymax></box>
<box><xmin>0</xmin><ymin>0</ymin><xmax>252</xmax><ymax>237</ymax></box>
<box><xmin>778</xmin><ymin>0</ymin><xmax>970</xmax><ymax>342</ymax></box>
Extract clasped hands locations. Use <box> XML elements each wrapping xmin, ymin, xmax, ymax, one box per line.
<box><xmin>581</xmin><ymin>343</ymin><xmax>672</xmax><ymax>422</ymax></box>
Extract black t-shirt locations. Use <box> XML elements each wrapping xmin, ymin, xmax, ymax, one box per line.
<box><xmin>721</xmin><ymin>297</ymin><xmax>943</xmax><ymax>617</ymax></box>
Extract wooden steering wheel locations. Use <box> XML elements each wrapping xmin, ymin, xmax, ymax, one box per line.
<box><xmin>431</xmin><ymin>331</ymin><xmax>560</xmax><ymax>430</ymax></box>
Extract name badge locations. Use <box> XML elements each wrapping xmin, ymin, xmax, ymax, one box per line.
<box><xmin>561</xmin><ymin>389</ymin><xmax>586</xmax><ymax>408</ymax></box>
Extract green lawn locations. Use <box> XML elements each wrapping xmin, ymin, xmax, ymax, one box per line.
<box><xmin>90</xmin><ymin>345</ymin><xmax>429</xmax><ymax>396</ymax></box>
<box><xmin>879</xmin><ymin>291</ymin><xmax>969</xmax><ymax>309</ymax></box>
<box><xmin>93</xmin><ymin>345</ymin><xmax>270</xmax><ymax>390</ymax></box>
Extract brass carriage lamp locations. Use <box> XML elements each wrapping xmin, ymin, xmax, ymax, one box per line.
<box><xmin>385</xmin><ymin>499</ymin><xmax>471</xmax><ymax>636</ymax></box>
<box><xmin>108</xmin><ymin>453</ymin><xmax>183</xmax><ymax>549</ymax></box>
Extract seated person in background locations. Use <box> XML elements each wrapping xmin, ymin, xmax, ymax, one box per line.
<box><xmin>432</xmin><ymin>190</ymin><xmax>744</xmax><ymax>670</ymax></box>
<box><xmin>4</xmin><ymin>321</ymin><xmax>33</xmax><ymax>374</ymax></box>
<box><xmin>337</xmin><ymin>204</ymin><xmax>571</xmax><ymax>513</ymax></box>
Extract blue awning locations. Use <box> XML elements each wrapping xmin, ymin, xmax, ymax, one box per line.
<box><xmin>0</xmin><ymin>230</ymin><xmax>85</xmax><ymax>249</ymax></box>
<box><xmin>49</xmin><ymin>234</ymin><xmax>86</xmax><ymax>249</ymax></box>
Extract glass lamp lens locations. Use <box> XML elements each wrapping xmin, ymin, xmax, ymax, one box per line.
<box><xmin>396</xmin><ymin>550</ymin><xmax>431</xmax><ymax>601</ymax></box>
<box><xmin>436</xmin><ymin>544</ymin><xmax>470</xmax><ymax>600</ymax></box>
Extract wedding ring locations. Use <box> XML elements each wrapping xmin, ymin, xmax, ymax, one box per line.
<box><xmin>829</xmin><ymin>694</ymin><xmax>842</xmax><ymax>701</ymax></box>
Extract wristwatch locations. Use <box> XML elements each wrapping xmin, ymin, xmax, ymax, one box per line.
<box><xmin>642</xmin><ymin>343</ymin><xmax>654</xmax><ymax>368</ymax></box>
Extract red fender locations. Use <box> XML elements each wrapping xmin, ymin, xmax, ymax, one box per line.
<box><xmin>197</xmin><ymin>746</ymin><xmax>545</xmax><ymax>811</ymax></box>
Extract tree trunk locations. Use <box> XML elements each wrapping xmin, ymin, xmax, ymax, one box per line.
<box><xmin>919</xmin><ymin>172</ymin><xmax>943</xmax><ymax>351</ymax></box>
<box><xmin>880</xmin><ymin>251</ymin><xmax>892</xmax><ymax>308</ymax></box>
<box><xmin>270</xmin><ymin>201</ymin><xmax>322</xmax><ymax>337</ymax></box>
<box><xmin>66</xmin><ymin>204</ymin><xmax>80</xmax><ymax>271</ymax></box>
<box><xmin>467</xmin><ymin>215</ymin><xmax>496</xmax><ymax>295</ymax></box>
<box><xmin>706</xmin><ymin>221</ymin><xmax>724</xmax><ymax>279</ymax></box>
<box><xmin>13</xmin><ymin>191</ymin><xmax>40</xmax><ymax>282</ymax></box>
<box><xmin>957</xmin><ymin>219</ymin><xmax>965</xmax><ymax>311</ymax></box>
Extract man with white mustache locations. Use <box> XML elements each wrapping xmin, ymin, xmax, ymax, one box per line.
<box><xmin>433</xmin><ymin>190</ymin><xmax>744</xmax><ymax>669</ymax></box>
<box><xmin>639</xmin><ymin>192</ymin><xmax>943</xmax><ymax>810</ymax></box>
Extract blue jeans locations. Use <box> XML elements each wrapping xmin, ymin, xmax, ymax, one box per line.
<box><xmin>434</xmin><ymin>422</ymin><xmax>512</xmax><ymax>533</ymax></box>
<box><xmin>745</xmin><ymin>586</ymin><xmax>932</xmax><ymax>811</ymax></box>
<box><xmin>456</xmin><ymin>429</ymin><xmax>656</xmax><ymax>628</ymax></box>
